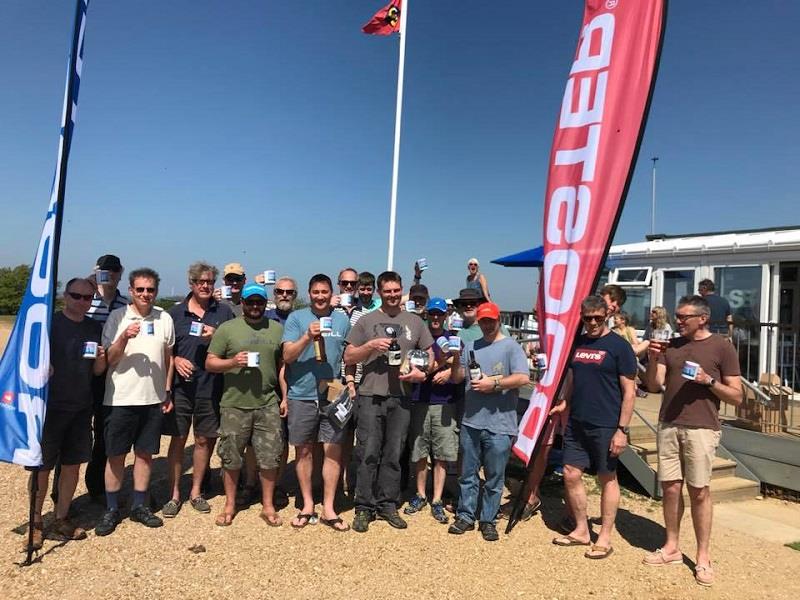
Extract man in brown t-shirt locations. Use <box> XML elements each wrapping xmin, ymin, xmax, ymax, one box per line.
<box><xmin>643</xmin><ymin>295</ymin><xmax>741</xmax><ymax>587</ymax></box>
<box><xmin>344</xmin><ymin>271</ymin><xmax>433</xmax><ymax>533</ymax></box>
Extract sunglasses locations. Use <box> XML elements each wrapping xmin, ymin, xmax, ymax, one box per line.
<box><xmin>191</xmin><ymin>279</ymin><xmax>215</xmax><ymax>287</ymax></box>
<box><xmin>243</xmin><ymin>298</ymin><xmax>267</xmax><ymax>306</ymax></box>
<box><xmin>67</xmin><ymin>291</ymin><xmax>93</xmax><ymax>301</ymax></box>
<box><xmin>338</xmin><ymin>280</ymin><xmax>357</xmax><ymax>288</ymax></box>
<box><xmin>674</xmin><ymin>313</ymin><xmax>701</xmax><ymax>322</ymax></box>
<box><xmin>581</xmin><ymin>315</ymin><xmax>606</xmax><ymax>323</ymax></box>
<box><xmin>275</xmin><ymin>288</ymin><xmax>296</xmax><ymax>296</ymax></box>
<box><xmin>134</xmin><ymin>287</ymin><xmax>156</xmax><ymax>294</ymax></box>
<box><xmin>224</xmin><ymin>275</ymin><xmax>244</xmax><ymax>284</ymax></box>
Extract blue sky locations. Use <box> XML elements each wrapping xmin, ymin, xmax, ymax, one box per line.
<box><xmin>1</xmin><ymin>1</ymin><xmax>797</xmax><ymax>309</ymax></box>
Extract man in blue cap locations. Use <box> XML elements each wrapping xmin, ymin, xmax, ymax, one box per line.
<box><xmin>206</xmin><ymin>283</ymin><xmax>285</xmax><ymax>527</ymax></box>
<box><xmin>404</xmin><ymin>297</ymin><xmax>460</xmax><ymax>524</ymax></box>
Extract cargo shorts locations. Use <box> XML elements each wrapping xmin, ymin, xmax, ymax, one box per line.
<box><xmin>409</xmin><ymin>402</ymin><xmax>459</xmax><ymax>463</ymax></box>
<box><xmin>216</xmin><ymin>401</ymin><xmax>283</xmax><ymax>471</ymax></box>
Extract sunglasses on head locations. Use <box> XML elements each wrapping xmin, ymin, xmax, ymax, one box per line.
<box><xmin>581</xmin><ymin>314</ymin><xmax>605</xmax><ymax>323</ymax></box>
<box><xmin>134</xmin><ymin>287</ymin><xmax>156</xmax><ymax>294</ymax></box>
<box><xmin>67</xmin><ymin>291</ymin><xmax>93</xmax><ymax>301</ymax></box>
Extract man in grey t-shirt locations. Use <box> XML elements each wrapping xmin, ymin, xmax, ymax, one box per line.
<box><xmin>344</xmin><ymin>271</ymin><xmax>434</xmax><ymax>533</ymax></box>
<box><xmin>448</xmin><ymin>302</ymin><xmax>529</xmax><ymax>542</ymax></box>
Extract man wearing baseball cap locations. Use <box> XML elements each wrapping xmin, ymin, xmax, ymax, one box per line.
<box><xmin>448</xmin><ymin>302</ymin><xmax>529</xmax><ymax>542</ymax></box>
<box><xmin>206</xmin><ymin>283</ymin><xmax>285</xmax><ymax>527</ymax></box>
<box><xmin>216</xmin><ymin>262</ymin><xmax>247</xmax><ymax>317</ymax></box>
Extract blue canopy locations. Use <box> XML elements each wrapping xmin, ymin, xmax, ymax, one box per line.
<box><xmin>491</xmin><ymin>246</ymin><xmax>544</xmax><ymax>267</ymax></box>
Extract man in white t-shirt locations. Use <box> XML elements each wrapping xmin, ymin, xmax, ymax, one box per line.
<box><xmin>95</xmin><ymin>268</ymin><xmax>175</xmax><ymax>537</ymax></box>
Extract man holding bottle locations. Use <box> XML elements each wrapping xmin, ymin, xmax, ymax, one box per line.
<box><xmin>344</xmin><ymin>271</ymin><xmax>434</xmax><ymax>533</ymax></box>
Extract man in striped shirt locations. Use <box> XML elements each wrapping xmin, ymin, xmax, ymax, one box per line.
<box><xmin>85</xmin><ymin>254</ymin><xmax>128</xmax><ymax>501</ymax></box>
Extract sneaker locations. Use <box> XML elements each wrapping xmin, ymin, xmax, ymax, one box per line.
<box><xmin>430</xmin><ymin>501</ymin><xmax>449</xmax><ymax>524</ymax></box>
<box><xmin>52</xmin><ymin>518</ymin><xmax>87</xmax><ymax>541</ymax></box>
<box><xmin>162</xmin><ymin>499</ymin><xmax>181</xmax><ymax>518</ymax></box>
<box><xmin>95</xmin><ymin>508</ymin><xmax>121</xmax><ymax>537</ymax></box>
<box><xmin>447</xmin><ymin>517</ymin><xmax>475</xmax><ymax>535</ymax></box>
<box><xmin>479</xmin><ymin>521</ymin><xmax>500</xmax><ymax>542</ymax></box>
<box><xmin>352</xmin><ymin>510</ymin><xmax>375</xmax><ymax>533</ymax></box>
<box><xmin>403</xmin><ymin>494</ymin><xmax>428</xmax><ymax>515</ymax></box>
<box><xmin>377</xmin><ymin>510</ymin><xmax>408</xmax><ymax>529</ymax></box>
<box><xmin>130</xmin><ymin>505</ymin><xmax>163</xmax><ymax>528</ymax></box>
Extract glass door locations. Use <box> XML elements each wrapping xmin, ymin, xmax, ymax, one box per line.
<box><xmin>662</xmin><ymin>270</ymin><xmax>695</xmax><ymax>319</ymax></box>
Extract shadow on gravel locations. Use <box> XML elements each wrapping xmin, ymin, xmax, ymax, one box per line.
<box><xmin>615</xmin><ymin>508</ymin><xmax>664</xmax><ymax>551</ymax></box>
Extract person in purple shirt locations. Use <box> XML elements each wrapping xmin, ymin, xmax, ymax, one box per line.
<box><xmin>403</xmin><ymin>297</ymin><xmax>459</xmax><ymax>524</ymax></box>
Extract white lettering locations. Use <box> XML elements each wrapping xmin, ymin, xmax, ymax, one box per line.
<box><xmin>546</xmin><ymin>185</ymin><xmax>591</xmax><ymax>245</ymax></box>
<box><xmin>11</xmin><ymin>393</ymin><xmax>45</xmax><ymax>466</ymax></box>
<box><xmin>540</xmin><ymin>318</ymin><xmax>567</xmax><ymax>387</ymax></box>
<box><xmin>570</xmin><ymin>13</ymin><xmax>615</xmax><ymax>75</ymax></box>
<box><xmin>19</xmin><ymin>303</ymin><xmax>49</xmax><ymax>389</ymax></box>
<box><xmin>543</xmin><ymin>250</ymin><xmax>580</xmax><ymax>315</ymax></box>
<box><xmin>554</xmin><ymin>124</ymin><xmax>601</xmax><ymax>182</ymax></box>
<box><xmin>560</xmin><ymin>71</ymin><xmax>608</xmax><ymax>128</ymax></box>
<box><xmin>30</xmin><ymin>215</ymin><xmax>55</xmax><ymax>298</ymax></box>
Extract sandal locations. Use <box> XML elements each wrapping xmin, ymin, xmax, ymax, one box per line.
<box><xmin>260</xmin><ymin>512</ymin><xmax>283</xmax><ymax>527</ymax></box>
<box><xmin>291</xmin><ymin>512</ymin><xmax>318</xmax><ymax>529</ymax></box>
<box><xmin>552</xmin><ymin>535</ymin><xmax>591</xmax><ymax>547</ymax></box>
<box><xmin>585</xmin><ymin>545</ymin><xmax>614</xmax><ymax>559</ymax></box>
<box><xmin>215</xmin><ymin>512</ymin><xmax>235</xmax><ymax>527</ymax></box>
<box><xmin>320</xmin><ymin>516</ymin><xmax>350</xmax><ymax>532</ymax></box>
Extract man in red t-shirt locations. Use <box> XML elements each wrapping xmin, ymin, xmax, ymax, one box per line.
<box><xmin>643</xmin><ymin>295</ymin><xmax>742</xmax><ymax>587</ymax></box>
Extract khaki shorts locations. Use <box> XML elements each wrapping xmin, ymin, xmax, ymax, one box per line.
<box><xmin>409</xmin><ymin>403</ymin><xmax>458</xmax><ymax>463</ymax></box>
<box><xmin>217</xmin><ymin>402</ymin><xmax>283</xmax><ymax>471</ymax></box>
<box><xmin>656</xmin><ymin>422</ymin><xmax>721</xmax><ymax>488</ymax></box>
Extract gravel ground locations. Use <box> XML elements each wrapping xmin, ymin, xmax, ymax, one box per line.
<box><xmin>2</xmin><ymin>437</ymin><xmax>799</xmax><ymax>600</ymax></box>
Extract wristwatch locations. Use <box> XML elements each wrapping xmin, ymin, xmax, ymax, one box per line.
<box><xmin>617</xmin><ymin>425</ymin><xmax>630</xmax><ymax>435</ymax></box>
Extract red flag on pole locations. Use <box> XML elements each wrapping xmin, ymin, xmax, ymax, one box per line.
<box><xmin>362</xmin><ymin>0</ymin><xmax>402</xmax><ymax>35</ymax></box>
<box><xmin>513</xmin><ymin>0</ymin><xmax>667</xmax><ymax>463</ymax></box>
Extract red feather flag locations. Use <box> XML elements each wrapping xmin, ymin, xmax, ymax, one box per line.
<box><xmin>362</xmin><ymin>0</ymin><xmax>402</xmax><ymax>35</ymax></box>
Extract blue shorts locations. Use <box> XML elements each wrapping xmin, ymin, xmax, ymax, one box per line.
<box><xmin>562</xmin><ymin>419</ymin><xmax>618</xmax><ymax>475</ymax></box>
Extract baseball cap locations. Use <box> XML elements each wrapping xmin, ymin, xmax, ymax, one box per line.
<box><xmin>241</xmin><ymin>283</ymin><xmax>267</xmax><ymax>300</ymax></box>
<box><xmin>425</xmin><ymin>297</ymin><xmax>448</xmax><ymax>314</ymax></box>
<box><xmin>476</xmin><ymin>302</ymin><xmax>500</xmax><ymax>321</ymax></box>
<box><xmin>95</xmin><ymin>254</ymin><xmax>122</xmax><ymax>271</ymax></box>
<box><xmin>224</xmin><ymin>262</ymin><xmax>245</xmax><ymax>276</ymax></box>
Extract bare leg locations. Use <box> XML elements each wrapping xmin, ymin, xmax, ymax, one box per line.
<box><xmin>132</xmin><ymin>451</ymin><xmax>153</xmax><ymax>496</ymax></box>
<box><xmin>321</xmin><ymin>443</ymin><xmax>343</xmax><ymax>520</ymax></box>
<box><xmin>190</xmin><ymin>435</ymin><xmax>216</xmax><ymax>499</ymax></box>
<box><xmin>594</xmin><ymin>472</ymin><xmax>619</xmax><ymax>550</ymax></box>
<box><xmin>525</xmin><ymin>444</ymin><xmax>551</xmax><ymax>505</ymax></box>
<box><xmin>413</xmin><ymin>458</ymin><xmax>428</xmax><ymax>499</ymax></box>
<box><xmin>687</xmin><ymin>484</ymin><xmax>713</xmax><ymax>567</ymax></box>
<box><xmin>105</xmin><ymin>454</ymin><xmax>126</xmax><ymax>495</ymax></box>
<box><xmin>259</xmin><ymin>467</ymin><xmax>278</xmax><ymax>516</ymax></box>
<box><xmin>166</xmin><ymin>435</ymin><xmax>188</xmax><ymax>502</ymax></box>
<box><xmin>562</xmin><ymin>464</ymin><xmax>590</xmax><ymax>543</ymax></box>
<box><xmin>432</xmin><ymin>460</ymin><xmax>447</xmax><ymax>503</ymax></box>
<box><xmin>221</xmin><ymin>468</ymin><xmax>239</xmax><ymax>516</ymax></box>
<box><xmin>32</xmin><ymin>469</ymin><xmax>52</xmax><ymax>525</ymax></box>
<box><xmin>660</xmin><ymin>480</ymin><xmax>684</xmax><ymax>555</ymax></box>
<box><xmin>293</xmin><ymin>443</ymin><xmax>315</xmax><ymax>523</ymax></box>
<box><xmin>55</xmin><ymin>465</ymin><xmax>80</xmax><ymax>520</ymax></box>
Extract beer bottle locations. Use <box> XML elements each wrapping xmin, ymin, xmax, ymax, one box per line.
<box><xmin>314</xmin><ymin>335</ymin><xmax>327</xmax><ymax>363</ymax></box>
<box><xmin>468</xmin><ymin>350</ymin><xmax>482</xmax><ymax>383</ymax></box>
<box><xmin>387</xmin><ymin>331</ymin><xmax>402</xmax><ymax>367</ymax></box>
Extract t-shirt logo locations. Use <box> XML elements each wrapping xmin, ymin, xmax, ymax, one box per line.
<box><xmin>573</xmin><ymin>348</ymin><xmax>607</xmax><ymax>364</ymax></box>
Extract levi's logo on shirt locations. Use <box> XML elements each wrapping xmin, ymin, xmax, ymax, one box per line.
<box><xmin>573</xmin><ymin>348</ymin><xmax>607</xmax><ymax>364</ymax></box>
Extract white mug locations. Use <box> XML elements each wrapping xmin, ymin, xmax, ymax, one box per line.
<box><xmin>339</xmin><ymin>293</ymin><xmax>352</xmax><ymax>308</ymax></box>
<box><xmin>221</xmin><ymin>285</ymin><xmax>232</xmax><ymax>299</ymax></box>
<box><xmin>82</xmin><ymin>341</ymin><xmax>98</xmax><ymax>359</ymax></box>
<box><xmin>247</xmin><ymin>352</ymin><xmax>260</xmax><ymax>367</ymax></box>
<box><xmin>189</xmin><ymin>321</ymin><xmax>204</xmax><ymax>337</ymax></box>
<box><xmin>263</xmin><ymin>270</ymin><xmax>277</xmax><ymax>285</ymax></box>
<box><xmin>416</xmin><ymin>257</ymin><xmax>428</xmax><ymax>270</ymax></box>
<box><xmin>681</xmin><ymin>360</ymin><xmax>699</xmax><ymax>380</ymax></box>
<box><xmin>319</xmin><ymin>316</ymin><xmax>333</xmax><ymax>334</ymax></box>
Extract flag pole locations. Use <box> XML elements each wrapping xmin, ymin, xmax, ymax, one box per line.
<box><xmin>386</xmin><ymin>0</ymin><xmax>409</xmax><ymax>271</ymax></box>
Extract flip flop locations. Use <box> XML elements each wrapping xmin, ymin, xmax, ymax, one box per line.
<box><xmin>585</xmin><ymin>545</ymin><xmax>614</xmax><ymax>559</ymax></box>
<box><xmin>291</xmin><ymin>512</ymin><xmax>318</xmax><ymax>529</ymax></box>
<box><xmin>320</xmin><ymin>516</ymin><xmax>350</xmax><ymax>532</ymax></box>
<box><xmin>259</xmin><ymin>512</ymin><xmax>283</xmax><ymax>527</ymax></box>
<box><xmin>552</xmin><ymin>535</ymin><xmax>591</xmax><ymax>547</ymax></box>
<box><xmin>215</xmin><ymin>512</ymin><xmax>234</xmax><ymax>527</ymax></box>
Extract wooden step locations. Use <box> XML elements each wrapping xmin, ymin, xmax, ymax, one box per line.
<box><xmin>685</xmin><ymin>475</ymin><xmax>760</xmax><ymax>503</ymax></box>
<box><xmin>628</xmin><ymin>424</ymin><xmax>657</xmax><ymax>445</ymax></box>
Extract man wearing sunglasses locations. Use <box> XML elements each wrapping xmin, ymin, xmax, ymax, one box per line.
<box><xmin>84</xmin><ymin>254</ymin><xmax>128</xmax><ymax>502</ymax></box>
<box><xmin>161</xmin><ymin>262</ymin><xmax>235</xmax><ymax>518</ymax></box>
<box><xmin>332</xmin><ymin>267</ymin><xmax>359</xmax><ymax>317</ymax></box>
<box><xmin>266</xmin><ymin>277</ymin><xmax>298</xmax><ymax>325</ymax></box>
<box><xmin>206</xmin><ymin>284</ymin><xmax>285</xmax><ymax>527</ymax></box>
<box><xmin>96</xmin><ymin>268</ymin><xmax>175</xmax><ymax>536</ymax></box>
<box><xmin>215</xmin><ymin>263</ymin><xmax>247</xmax><ymax>317</ymax></box>
<box><xmin>28</xmin><ymin>278</ymin><xmax>107</xmax><ymax>549</ymax></box>
<box><xmin>643</xmin><ymin>295</ymin><xmax>741</xmax><ymax>587</ymax></box>
<box><xmin>454</xmin><ymin>288</ymin><xmax>511</xmax><ymax>343</ymax></box>
<box><xmin>549</xmin><ymin>295</ymin><xmax>636</xmax><ymax>558</ymax></box>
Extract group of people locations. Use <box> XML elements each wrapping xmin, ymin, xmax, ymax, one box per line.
<box><xmin>30</xmin><ymin>256</ymin><xmax>743</xmax><ymax>585</ymax></box>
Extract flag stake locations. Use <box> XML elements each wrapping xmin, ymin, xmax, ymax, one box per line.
<box><xmin>386</xmin><ymin>0</ymin><xmax>409</xmax><ymax>270</ymax></box>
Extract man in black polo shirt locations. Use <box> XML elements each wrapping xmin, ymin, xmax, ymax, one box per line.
<box><xmin>162</xmin><ymin>262</ymin><xmax>235</xmax><ymax>517</ymax></box>
<box><xmin>698</xmin><ymin>279</ymin><xmax>732</xmax><ymax>336</ymax></box>
<box><xmin>551</xmin><ymin>295</ymin><xmax>636</xmax><ymax>559</ymax></box>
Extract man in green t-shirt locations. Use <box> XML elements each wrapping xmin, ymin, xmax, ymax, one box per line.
<box><xmin>206</xmin><ymin>283</ymin><xmax>284</xmax><ymax>527</ymax></box>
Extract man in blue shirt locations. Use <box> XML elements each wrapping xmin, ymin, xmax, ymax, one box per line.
<box><xmin>448</xmin><ymin>302</ymin><xmax>529</xmax><ymax>542</ymax></box>
<box><xmin>551</xmin><ymin>295</ymin><xmax>637</xmax><ymax>559</ymax></box>
<box><xmin>282</xmin><ymin>274</ymin><xmax>352</xmax><ymax>531</ymax></box>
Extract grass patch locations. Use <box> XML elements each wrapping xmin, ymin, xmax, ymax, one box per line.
<box><xmin>786</xmin><ymin>541</ymin><xmax>800</xmax><ymax>552</ymax></box>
